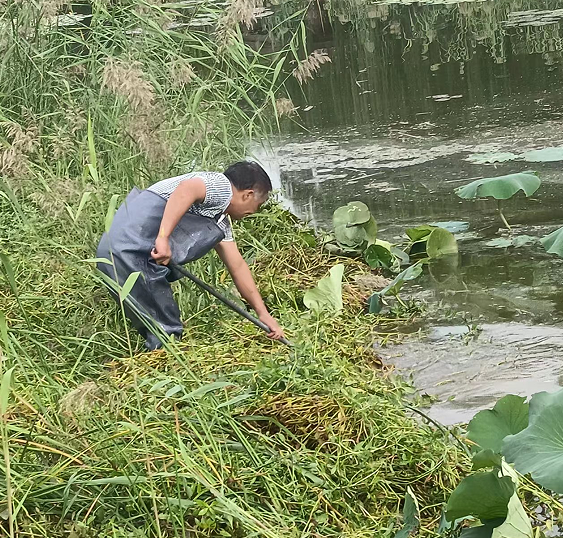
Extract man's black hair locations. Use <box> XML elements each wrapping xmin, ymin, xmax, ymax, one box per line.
<box><xmin>224</xmin><ymin>161</ymin><xmax>272</xmax><ymax>194</ymax></box>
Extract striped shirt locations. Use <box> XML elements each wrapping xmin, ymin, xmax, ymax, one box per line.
<box><xmin>148</xmin><ymin>171</ymin><xmax>234</xmax><ymax>241</ymax></box>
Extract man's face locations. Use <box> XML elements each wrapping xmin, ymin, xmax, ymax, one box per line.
<box><xmin>229</xmin><ymin>190</ymin><xmax>269</xmax><ymax>220</ymax></box>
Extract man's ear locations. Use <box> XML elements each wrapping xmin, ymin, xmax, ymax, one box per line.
<box><xmin>243</xmin><ymin>189</ymin><xmax>254</xmax><ymax>201</ymax></box>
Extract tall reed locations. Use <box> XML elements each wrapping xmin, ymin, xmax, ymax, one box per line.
<box><xmin>0</xmin><ymin>1</ymin><xmax>465</xmax><ymax>537</ymax></box>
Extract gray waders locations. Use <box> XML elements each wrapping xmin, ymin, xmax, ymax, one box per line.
<box><xmin>96</xmin><ymin>188</ymin><xmax>225</xmax><ymax>350</ymax></box>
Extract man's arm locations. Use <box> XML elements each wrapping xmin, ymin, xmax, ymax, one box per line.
<box><xmin>215</xmin><ymin>241</ymin><xmax>285</xmax><ymax>340</ymax></box>
<box><xmin>151</xmin><ymin>178</ymin><xmax>206</xmax><ymax>265</ymax></box>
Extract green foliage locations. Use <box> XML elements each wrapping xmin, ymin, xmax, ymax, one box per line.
<box><xmin>303</xmin><ymin>264</ymin><xmax>344</xmax><ymax>312</ymax></box>
<box><xmin>330</xmin><ymin>203</ymin><xmax>457</xmax><ymax>314</ymax></box>
<box><xmin>368</xmin><ymin>262</ymin><xmax>425</xmax><ymax>314</ymax></box>
<box><xmin>406</xmin><ymin>225</ymin><xmax>436</xmax><ymax>242</ymax></box>
<box><xmin>446</xmin><ymin>472</ymin><xmax>515</xmax><ymax>522</ymax></box>
<box><xmin>455</xmin><ymin>173</ymin><xmax>541</xmax><ymax>229</ymax></box>
<box><xmin>523</xmin><ymin>147</ymin><xmax>563</xmax><ymax>162</ymax></box>
<box><xmin>426</xmin><ymin>227</ymin><xmax>459</xmax><ymax>258</ymax></box>
<box><xmin>489</xmin><ymin>493</ymin><xmax>532</xmax><ymax>538</ymax></box>
<box><xmin>472</xmin><ymin>450</ymin><xmax>502</xmax><ymax>470</ymax></box>
<box><xmin>405</xmin><ymin>226</ymin><xmax>458</xmax><ymax>259</ymax></box>
<box><xmin>503</xmin><ymin>389</ymin><xmax>563</xmax><ymax>494</ymax></box>
<box><xmin>541</xmin><ymin>226</ymin><xmax>563</xmax><ymax>257</ymax></box>
<box><xmin>455</xmin><ymin>173</ymin><xmax>541</xmax><ymax>200</ymax></box>
<box><xmin>467</xmin><ymin>395</ymin><xmax>529</xmax><ymax>453</ymax></box>
<box><xmin>333</xmin><ymin>202</ymin><xmax>377</xmax><ymax>249</ymax></box>
<box><xmin>364</xmin><ymin>244</ymin><xmax>393</xmax><ymax>270</ymax></box>
<box><xmin>394</xmin><ymin>488</ymin><xmax>420</xmax><ymax>538</ymax></box>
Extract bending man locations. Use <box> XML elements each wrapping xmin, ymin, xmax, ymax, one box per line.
<box><xmin>96</xmin><ymin>161</ymin><xmax>284</xmax><ymax>350</ymax></box>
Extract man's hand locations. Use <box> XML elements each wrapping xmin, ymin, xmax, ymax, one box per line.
<box><xmin>259</xmin><ymin>313</ymin><xmax>285</xmax><ymax>340</ymax></box>
<box><xmin>151</xmin><ymin>236</ymin><xmax>172</xmax><ymax>265</ymax></box>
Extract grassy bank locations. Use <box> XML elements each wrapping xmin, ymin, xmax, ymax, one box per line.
<box><xmin>1</xmin><ymin>2</ymin><xmax>466</xmax><ymax>537</ymax></box>
<box><xmin>2</xmin><ymin>207</ymin><xmax>467</xmax><ymax>537</ymax></box>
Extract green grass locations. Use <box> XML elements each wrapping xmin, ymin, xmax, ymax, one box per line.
<box><xmin>0</xmin><ymin>2</ymin><xmax>470</xmax><ymax>537</ymax></box>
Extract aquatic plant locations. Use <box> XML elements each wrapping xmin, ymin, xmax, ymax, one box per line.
<box><xmin>455</xmin><ymin>172</ymin><xmax>541</xmax><ymax>230</ymax></box>
<box><xmin>394</xmin><ymin>389</ymin><xmax>563</xmax><ymax>537</ymax></box>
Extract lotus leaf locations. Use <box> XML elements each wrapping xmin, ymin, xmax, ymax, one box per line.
<box><xmin>541</xmin><ymin>226</ymin><xmax>563</xmax><ymax>257</ymax></box>
<box><xmin>486</xmin><ymin>236</ymin><xmax>537</xmax><ymax>249</ymax></box>
<box><xmin>426</xmin><ymin>227</ymin><xmax>458</xmax><ymax>258</ymax></box>
<box><xmin>491</xmin><ymin>494</ymin><xmax>532</xmax><ymax>538</ymax></box>
<box><xmin>304</xmin><ymin>264</ymin><xmax>344</xmax><ymax>313</ymax></box>
<box><xmin>459</xmin><ymin>495</ymin><xmax>531</xmax><ymax>538</ymax></box>
<box><xmin>368</xmin><ymin>262</ymin><xmax>424</xmax><ymax>313</ymax></box>
<box><xmin>381</xmin><ymin>262</ymin><xmax>424</xmax><ymax>296</ymax></box>
<box><xmin>460</xmin><ymin>520</ymin><xmax>506</xmax><ymax>538</ymax></box>
<box><xmin>334</xmin><ymin>223</ymin><xmax>366</xmax><ymax>248</ymax></box>
<box><xmin>364</xmin><ymin>244</ymin><xmax>393</xmax><ymax>269</ymax></box>
<box><xmin>467</xmin><ymin>395</ymin><xmax>529</xmax><ymax>453</ymax></box>
<box><xmin>406</xmin><ymin>225</ymin><xmax>435</xmax><ymax>242</ymax></box>
<box><xmin>363</xmin><ymin>216</ymin><xmax>378</xmax><ymax>245</ymax></box>
<box><xmin>333</xmin><ymin>201</ymin><xmax>371</xmax><ymax>227</ymax></box>
<box><xmin>523</xmin><ymin>147</ymin><xmax>563</xmax><ymax>162</ymax></box>
<box><xmin>503</xmin><ymin>389</ymin><xmax>563</xmax><ymax>493</ymax></box>
<box><xmin>446</xmin><ymin>472</ymin><xmax>515</xmax><ymax>522</ymax></box>
<box><xmin>332</xmin><ymin>202</ymin><xmax>377</xmax><ymax>249</ymax></box>
<box><xmin>455</xmin><ymin>173</ymin><xmax>541</xmax><ymax>200</ymax></box>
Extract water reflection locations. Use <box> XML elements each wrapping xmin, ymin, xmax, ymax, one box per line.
<box><xmin>256</xmin><ymin>0</ymin><xmax>563</xmax><ymax>422</ymax></box>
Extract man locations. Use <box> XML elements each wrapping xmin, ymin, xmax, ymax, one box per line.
<box><xmin>97</xmin><ymin>161</ymin><xmax>285</xmax><ymax>350</ymax></box>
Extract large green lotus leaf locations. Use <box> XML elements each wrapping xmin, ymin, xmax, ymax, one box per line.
<box><xmin>334</xmin><ymin>224</ymin><xmax>366</xmax><ymax>248</ymax></box>
<box><xmin>427</xmin><ymin>227</ymin><xmax>458</xmax><ymax>258</ymax></box>
<box><xmin>524</xmin><ymin>147</ymin><xmax>563</xmax><ymax>162</ymax></box>
<box><xmin>364</xmin><ymin>244</ymin><xmax>393</xmax><ymax>269</ymax></box>
<box><xmin>467</xmin><ymin>395</ymin><xmax>529</xmax><ymax>453</ymax></box>
<box><xmin>446</xmin><ymin>472</ymin><xmax>515</xmax><ymax>522</ymax></box>
<box><xmin>491</xmin><ymin>494</ymin><xmax>532</xmax><ymax>538</ymax></box>
<box><xmin>502</xmin><ymin>389</ymin><xmax>563</xmax><ymax>493</ymax></box>
<box><xmin>541</xmin><ymin>226</ymin><xmax>563</xmax><ymax>257</ymax></box>
<box><xmin>362</xmin><ymin>216</ymin><xmax>378</xmax><ymax>244</ymax></box>
<box><xmin>395</xmin><ymin>487</ymin><xmax>419</xmax><ymax>538</ymax></box>
<box><xmin>460</xmin><ymin>495</ymin><xmax>531</xmax><ymax>538</ymax></box>
<box><xmin>333</xmin><ymin>202</ymin><xmax>371</xmax><ymax>228</ymax></box>
<box><xmin>455</xmin><ymin>173</ymin><xmax>541</xmax><ymax>200</ymax></box>
<box><xmin>304</xmin><ymin>264</ymin><xmax>344</xmax><ymax>313</ymax></box>
<box><xmin>406</xmin><ymin>225</ymin><xmax>435</xmax><ymax>242</ymax></box>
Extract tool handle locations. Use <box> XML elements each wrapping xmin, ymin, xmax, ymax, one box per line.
<box><xmin>170</xmin><ymin>263</ymin><xmax>292</xmax><ymax>347</ymax></box>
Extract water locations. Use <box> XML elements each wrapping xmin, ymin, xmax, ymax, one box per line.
<box><xmin>255</xmin><ymin>0</ymin><xmax>563</xmax><ymax>423</ymax></box>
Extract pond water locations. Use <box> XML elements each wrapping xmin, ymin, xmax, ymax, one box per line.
<box><xmin>254</xmin><ymin>0</ymin><xmax>563</xmax><ymax>423</ymax></box>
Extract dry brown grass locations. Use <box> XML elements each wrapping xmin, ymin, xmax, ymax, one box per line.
<box><xmin>249</xmin><ymin>393</ymin><xmax>366</xmax><ymax>448</ymax></box>
<box><xmin>220</xmin><ymin>0</ymin><xmax>264</xmax><ymax>29</ymax></box>
<box><xmin>40</xmin><ymin>0</ymin><xmax>68</xmax><ymax>19</ymax></box>
<box><xmin>59</xmin><ymin>381</ymin><xmax>103</xmax><ymax>418</ymax></box>
<box><xmin>101</xmin><ymin>58</ymin><xmax>173</xmax><ymax>163</ymax></box>
<box><xmin>275</xmin><ymin>97</ymin><xmax>297</xmax><ymax>117</ymax></box>
<box><xmin>101</xmin><ymin>58</ymin><xmax>155</xmax><ymax>113</ymax></box>
<box><xmin>292</xmin><ymin>49</ymin><xmax>332</xmax><ymax>84</ymax></box>
<box><xmin>0</xmin><ymin>121</ymin><xmax>40</xmax><ymax>178</ymax></box>
<box><xmin>168</xmin><ymin>59</ymin><xmax>196</xmax><ymax>89</ymax></box>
